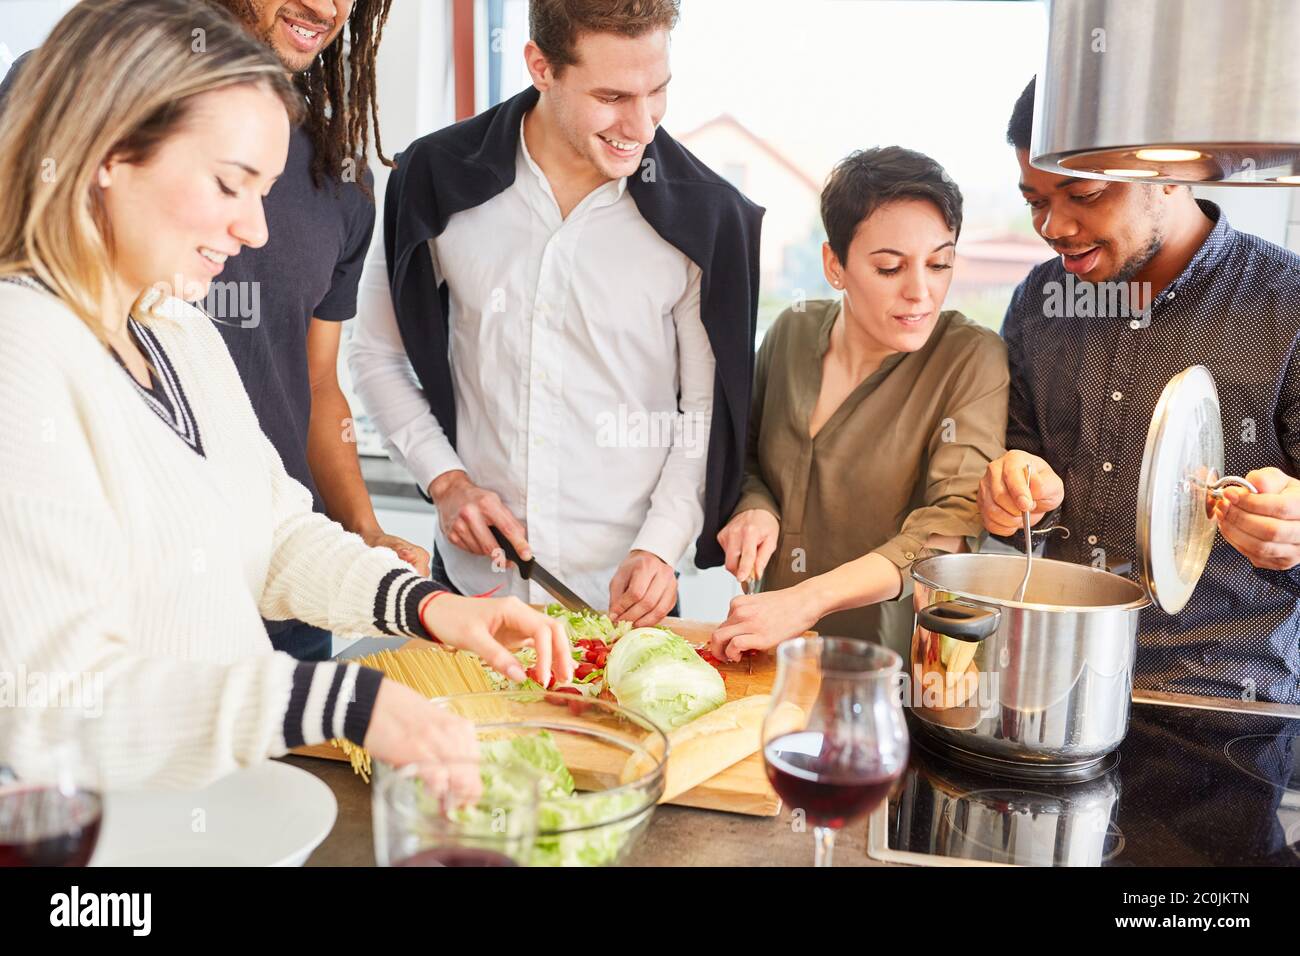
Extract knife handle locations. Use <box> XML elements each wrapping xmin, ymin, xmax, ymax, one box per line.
<box><xmin>489</xmin><ymin>526</ymin><xmax>531</xmax><ymax>579</ymax></box>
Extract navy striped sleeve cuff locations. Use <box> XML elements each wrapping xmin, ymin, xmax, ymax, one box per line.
<box><xmin>373</xmin><ymin>569</ymin><xmax>444</xmax><ymax>642</ymax></box>
<box><xmin>342</xmin><ymin>665</ymin><xmax>384</xmax><ymax>746</ymax></box>
<box><xmin>282</xmin><ymin>662</ymin><xmax>384</xmax><ymax>749</ymax></box>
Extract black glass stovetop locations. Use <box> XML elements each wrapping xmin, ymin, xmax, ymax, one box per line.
<box><xmin>868</xmin><ymin>699</ymin><xmax>1300</xmax><ymax>866</ymax></box>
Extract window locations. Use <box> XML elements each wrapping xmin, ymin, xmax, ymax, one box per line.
<box><xmin>476</xmin><ymin>0</ymin><xmax>1051</xmax><ymax>333</ymax></box>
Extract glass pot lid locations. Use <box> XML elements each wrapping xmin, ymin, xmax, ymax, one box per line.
<box><xmin>1135</xmin><ymin>365</ymin><xmax>1257</xmax><ymax>613</ymax></box>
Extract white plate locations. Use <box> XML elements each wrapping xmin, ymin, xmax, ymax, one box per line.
<box><xmin>90</xmin><ymin>760</ymin><xmax>337</xmax><ymax>867</ymax></box>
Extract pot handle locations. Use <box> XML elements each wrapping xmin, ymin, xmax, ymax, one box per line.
<box><xmin>917</xmin><ymin>600</ymin><xmax>1001</xmax><ymax>643</ymax></box>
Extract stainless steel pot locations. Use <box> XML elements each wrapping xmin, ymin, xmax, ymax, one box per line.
<box><xmin>909</xmin><ymin>553</ymin><xmax>1149</xmax><ymax>768</ymax></box>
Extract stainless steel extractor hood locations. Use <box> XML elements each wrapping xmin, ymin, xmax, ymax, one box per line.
<box><xmin>1031</xmin><ymin>0</ymin><xmax>1300</xmax><ymax>186</ymax></box>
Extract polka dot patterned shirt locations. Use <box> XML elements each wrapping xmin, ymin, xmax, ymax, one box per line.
<box><xmin>1002</xmin><ymin>200</ymin><xmax>1300</xmax><ymax>705</ymax></box>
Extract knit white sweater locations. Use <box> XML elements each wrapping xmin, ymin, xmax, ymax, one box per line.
<box><xmin>0</xmin><ymin>280</ymin><xmax>437</xmax><ymax>790</ymax></box>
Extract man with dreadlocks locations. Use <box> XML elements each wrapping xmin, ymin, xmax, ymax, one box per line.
<box><xmin>0</xmin><ymin>0</ymin><xmax>424</xmax><ymax>661</ymax></box>
<box><xmin>199</xmin><ymin>1</ymin><xmax>428</xmax><ymax>661</ymax></box>
<box><xmin>350</xmin><ymin>0</ymin><xmax>764</xmax><ymax>626</ymax></box>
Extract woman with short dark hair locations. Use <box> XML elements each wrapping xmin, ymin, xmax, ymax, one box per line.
<box><xmin>711</xmin><ymin>147</ymin><xmax>1009</xmax><ymax>660</ymax></box>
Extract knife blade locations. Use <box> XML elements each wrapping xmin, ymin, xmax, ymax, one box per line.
<box><xmin>489</xmin><ymin>526</ymin><xmax>595</xmax><ymax>614</ymax></box>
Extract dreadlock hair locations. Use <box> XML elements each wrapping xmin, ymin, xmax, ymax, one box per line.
<box><xmin>298</xmin><ymin>0</ymin><xmax>394</xmax><ymax>198</ymax></box>
<box><xmin>214</xmin><ymin>0</ymin><xmax>394</xmax><ymax>199</ymax></box>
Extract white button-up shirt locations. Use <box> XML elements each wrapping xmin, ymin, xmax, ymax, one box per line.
<box><xmin>350</xmin><ymin>117</ymin><xmax>713</xmax><ymax>607</ymax></box>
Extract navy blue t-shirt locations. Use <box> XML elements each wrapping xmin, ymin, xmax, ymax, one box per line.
<box><xmin>204</xmin><ymin>124</ymin><xmax>376</xmax><ymax>512</ymax></box>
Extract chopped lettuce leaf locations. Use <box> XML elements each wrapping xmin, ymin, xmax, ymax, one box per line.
<box><xmin>545</xmin><ymin>604</ymin><xmax>631</xmax><ymax>644</ymax></box>
<box><xmin>533</xmin><ymin>790</ymin><xmax>647</xmax><ymax>867</ymax></box>
<box><xmin>474</xmin><ymin>731</ymin><xmax>644</xmax><ymax>867</ymax></box>
<box><xmin>483</xmin><ymin>645</ymin><xmax>536</xmax><ymax>690</ymax></box>
<box><xmin>479</xmin><ymin>733</ymin><xmax>573</xmax><ymax>800</ymax></box>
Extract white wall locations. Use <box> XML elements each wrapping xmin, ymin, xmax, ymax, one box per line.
<box><xmin>0</xmin><ymin>0</ymin><xmax>76</xmax><ymax>67</ymax></box>
<box><xmin>1194</xmin><ymin>184</ymin><xmax>1294</xmax><ymax>248</ymax></box>
<box><xmin>1289</xmin><ymin>189</ymin><xmax>1300</xmax><ymax>255</ymax></box>
<box><xmin>1</xmin><ymin>0</ymin><xmax>455</xmax><ymax>172</ymax></box>
<box><xmin>368</xmin><ymin>0</ymin><xmax>454</xmax><ymax>201</ymax></box>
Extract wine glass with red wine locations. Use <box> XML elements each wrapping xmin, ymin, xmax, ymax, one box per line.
<box><xmin>373</xmin><ymin>759</ymin><xmax>539</xmax><ymax>867</ymax></box>
<box><xmin>763</xmin><ymin>638</ymin><xmax>908</xmax><ymax>867</ymax></box>
<box><xmin>0</xmin><ymin>741</ymin><xmax>102</xmax><ymax>867</ymax></box>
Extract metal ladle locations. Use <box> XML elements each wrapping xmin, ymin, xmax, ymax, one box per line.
<box><xmin>1014</xmin><ymin>464</ymin><xmax>1033</xmax><ymax>602</ymax></box>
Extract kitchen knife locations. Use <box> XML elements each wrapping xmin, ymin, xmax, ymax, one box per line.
<box><xmin>489</xmin><ymin>526</ymin><xmax>596</xmax><ymax>614</ymax></box>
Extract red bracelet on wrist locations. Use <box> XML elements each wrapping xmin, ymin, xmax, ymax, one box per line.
<box><xmin>417</xmin><ymin>586</ymin><xmax>506</xmax><ymax>643</ymax></box>
<box><xmin>417</xmin><ymin>590</ymin><xmax>451</xmax><ymax>644</ymax></box>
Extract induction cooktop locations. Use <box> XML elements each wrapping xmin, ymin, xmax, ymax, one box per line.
<box><xmin>868</xmin><ymin>694</ymin><xmax>1300</xmax><ymax>867</ymax></box>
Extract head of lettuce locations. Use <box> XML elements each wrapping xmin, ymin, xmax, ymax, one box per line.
<box><xmin>605</xmin><ymin>627</ymin><xmax>727</xmax><ymax>730</ymax></box>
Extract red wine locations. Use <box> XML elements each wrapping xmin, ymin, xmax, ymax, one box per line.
<box><xmin>395</xmin><ymin>847</ymin><xmax>518</xmax><ymax>867</ymax></box>
<box><xmin>0</xmin><ymin>785</ymin><xmax>102</xmax><ymax>867</ymax></box>
<box><xmin>764</xmin><ymin>731</ymin><xmax>901</xmax><ymax>829</ymax></box>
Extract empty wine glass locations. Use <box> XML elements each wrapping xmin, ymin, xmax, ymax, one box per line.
<box><xmin>763</xmin><ymin>638</ymin><xmax>908</xmax><ymax>867</ymax></box>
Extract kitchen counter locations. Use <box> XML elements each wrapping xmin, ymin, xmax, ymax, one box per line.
<box><xmin>284</xmin><ymin>754</ymin><xmax>889</xmax><ymax>868</ymax></box>
<box><xmin>287</xmin><ymin>689</ymin><xmax>1300</xmax><ymax>868</ymax></box>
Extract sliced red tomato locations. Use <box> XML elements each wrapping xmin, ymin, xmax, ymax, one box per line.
<box><xmin>695</xmin><ymin>647</ymin><xmax>726</xmax><ymax>668</ymax></box>
<box><xmin>552</xmin><ymin>685</ymin><xmax>591</xmax><ymax>716</ymax></box>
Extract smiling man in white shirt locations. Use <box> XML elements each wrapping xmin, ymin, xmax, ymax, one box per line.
<box><xmin>350</xmin><ymin>0</ymin><xmax>763</xmax><ymax>625</ymax></box>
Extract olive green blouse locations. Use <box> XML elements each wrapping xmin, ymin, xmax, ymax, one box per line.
<box><xmin>735</xmin><ymin>299</ymin><xmax>1009</xmax><ymax>656</ymax></box>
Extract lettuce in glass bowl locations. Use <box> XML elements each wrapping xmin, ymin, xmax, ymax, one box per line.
<box><xmin>433</xmin><ymin>690</ymin><xmax>669</xmax><ymax>866</ymax></box>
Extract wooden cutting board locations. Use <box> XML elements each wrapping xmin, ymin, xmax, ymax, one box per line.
<box><xmin>291</xmin><ymin>615</ymin><xmax>785</xmax><ymax>816</ymax></box>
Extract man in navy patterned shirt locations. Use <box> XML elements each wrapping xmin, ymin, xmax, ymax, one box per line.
<box><xmin>978</xmin><ymin>78</ymin><xmax>1300</xmax><ymax>705</ymax></box>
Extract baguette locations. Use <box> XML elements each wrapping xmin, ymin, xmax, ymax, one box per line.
<box><xmin>622</xmin><ymin>696</ymin><xmax>804</xmax><ymax>802</ymax></box>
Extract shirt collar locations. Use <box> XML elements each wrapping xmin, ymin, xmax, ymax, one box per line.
<box><xmin>517</xmin><ymin>114</ymin><xmax>628</xmax><ymax>206</ymax></box>
<box><xmin>1158</xmin><ymin>199</ymin><xmax>1234</xmax><ymax>300</ymax></box>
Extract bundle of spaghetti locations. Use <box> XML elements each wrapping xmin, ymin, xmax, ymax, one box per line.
<box><xmin>329</xmin><ymin>645</ymin><xmax>496</xmax><ymax>782</ymax></box>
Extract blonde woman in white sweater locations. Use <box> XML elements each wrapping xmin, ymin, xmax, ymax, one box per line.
<box><xmin>0</xmin><ymin>0</ymin><xmax>572</xmax><ymax>791</ymax></box>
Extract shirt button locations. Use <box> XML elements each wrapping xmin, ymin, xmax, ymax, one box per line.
<box><xmin>1102</xmin><ymin>462</ymin><xmax>1114</xmax><ymax>472</ymax></box>
<box><xmin>1129</xmin><ymin>319</ymin><xmax>1141</xmax><ymax>330</ymax></box>
<box><xmin>904</xmin><ymin>551</ymin><xmax>915</xmax><ymax>561</ymax></box>
<box><xmin>1111</xmin><ymin>391</ymin><xmax>1123</xmax><ymax>401</ymax></box>
<box><xmin>1087</xmin><ymin>535</ymin><xmax>1098</xmax><ymax>545</ymax></box>
<box><xmin>533</xmin><ymin>436</ymin><xmax>544</xmax><ymax>448</ymax></box>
